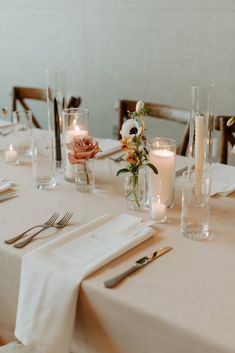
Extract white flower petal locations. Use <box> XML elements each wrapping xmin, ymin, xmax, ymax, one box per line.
<box><xmin>120</xmin><ymin>118</ymin><xmax>142</xmax><ymax>138</ymax></box>
<box><xmin>136</xmin><ymin>100</ymin><xmax>145</xmax><ymax>113</ymax></box>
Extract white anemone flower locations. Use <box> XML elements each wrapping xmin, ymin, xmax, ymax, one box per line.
<box><xmin>120</xmin><ymin>118</ymin><xmax>142</xmax><ymax>138</ymax></box>
<box><xmin>136</xmin><ymin>100</ymin><xmax>145</xmax><ymax>113</ymax></box>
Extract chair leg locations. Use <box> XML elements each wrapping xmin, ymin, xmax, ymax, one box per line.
<box><xmin>219</xmin><ymin>117</ymin><xmax>228</xmax><ymax>164</ymax></box>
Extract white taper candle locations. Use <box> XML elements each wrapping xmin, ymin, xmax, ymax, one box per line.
<box><xmin>195</xmin><ymin>115</ymin><xmax>204</xmax><ymax>196</ymax></box>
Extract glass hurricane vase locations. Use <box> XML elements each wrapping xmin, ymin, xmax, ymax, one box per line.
<box><xmin>75</xmin><ymin>160</ymin><xmax>94</xmax><ymax>193</ymax></box>
<box><xmin>124</xmin><ymin>169</ymin><xmax>145</xmax><ymax>210</ymax></box>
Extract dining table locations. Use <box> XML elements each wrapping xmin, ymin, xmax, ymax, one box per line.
<box><xmin>0</xmin><ymin>132</ymin><xmax>235</xmax><ymax>353</ymax></box>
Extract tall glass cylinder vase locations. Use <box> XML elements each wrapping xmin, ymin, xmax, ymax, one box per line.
<box><xmin>62</xmin><ymin>108</ymin><xmax>89</xmax><ymax>182</ymax></box>
<box><xmin>181</xmin><ymin>84</ymin><xmax>215</xmax><ymax>240</ymax></box>
<box><xmin>46</xmin><ymin>67</ymin><xmax>67</xmax><ymax>169</ymax></box>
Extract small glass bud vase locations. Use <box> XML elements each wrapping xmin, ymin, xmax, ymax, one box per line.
<box><xmin>74</xmin><ymin>159</ymin><xmax>94</xmax><ymax>193</ymax></box>
<box><xmin>124</xmin><ymin>168</ymin><xmax>145</xmax><ymax>210</ymax></box>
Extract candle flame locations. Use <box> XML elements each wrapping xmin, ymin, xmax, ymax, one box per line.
<box><xmin>9</xmin><ymin>144</ymin><xmax>13</xmax><ymax>151</ymax></box>
<box><xmin>74</xmin><ymin>125</ymin><xmax>81</xmax><ymax>133</ymax></box>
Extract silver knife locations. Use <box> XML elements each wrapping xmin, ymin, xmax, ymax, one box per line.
<box><xmin>0</xmin><ymin>192</ymin><xmax>17</xmax><ymax>202</ymax></box>
<box><xmin>104</xmin><ymin>246</ymin><xmax>172</xmax><ymax>288</ymax></box>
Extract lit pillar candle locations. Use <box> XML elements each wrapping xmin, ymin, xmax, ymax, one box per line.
<box><xmin>148</xmin><ymin>149</ymin><xmax>175</xmax><ymax>207</ymax></box>
<box><xmin>5</xmin><ymin>144</ymin><xmax>18</xmax><ymax>163</ymax></box>
<box><xmin>65</xmin><ymin>124</ymin><xmax>88</xmax><ymax>181</ymax></box>
<box><xmin>195</xmin><ymin>115</ymin><xmax>204</xmax><ymax>196</ymax></box>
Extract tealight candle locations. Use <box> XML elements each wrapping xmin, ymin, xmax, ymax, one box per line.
<box><xmin>149</xmin><ymin>195</ymin><xmax>167</xmax><ymax>223</ymax></box>
<box><xmin>5</xmin><ymin>144</ymin><xmax>18</xmax><ymax>163</ymax></box>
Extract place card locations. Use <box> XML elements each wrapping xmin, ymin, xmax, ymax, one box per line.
<box><xmin>51</xmin><ymin>214</ymin><xmax>154</xmax><ymax>267</ymax></box>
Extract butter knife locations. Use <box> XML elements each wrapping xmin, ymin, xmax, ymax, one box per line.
<box><xmin>104</xmin><ymin>246</ymin><xmax>172</xmax><ymax>288</ymax></box>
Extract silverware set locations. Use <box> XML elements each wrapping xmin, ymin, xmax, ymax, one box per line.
<box><xmin>4</xmin><ymin>211</ymin><xmax>73</xmax><ymax>248</ymax></box>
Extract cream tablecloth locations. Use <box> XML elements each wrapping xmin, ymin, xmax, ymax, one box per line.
<box><xmin>0</xmin><ymin>150</ymin><xmax>235</xmax><ymax>353</ymax></box>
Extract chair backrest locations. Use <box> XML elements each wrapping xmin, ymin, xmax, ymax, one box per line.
<box><xmin>12</xmin><ymin>86</ymin><xmax>47</xmax><ymax>128</ymax></box>
<box><xmin>215</xmin><ymin>115</ymin><xmax>235</xmax><ymax>164</ymax></box>
<box><xmin>12</xmin><ymin>86</ymin><xmax>81</xmax><ymax>128</ymax></box>
<box><xmin>117</xmin><ymin>99</ymin><xmax>190</xmax><ymax>155</ymax></box>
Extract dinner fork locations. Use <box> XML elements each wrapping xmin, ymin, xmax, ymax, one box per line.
<box><xmin>4</xmin><ymin>212</ymin><xmax>59</xmax><ymax>245</ymax></box>
<box><xmin>14</xmin><ymin>212</ymin><xmax>73</xmax><ymax>248</ymax></box>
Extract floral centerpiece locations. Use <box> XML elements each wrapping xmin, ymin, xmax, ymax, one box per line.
<box><xmin>67</xmin><ymin>135</ymin><xmax>101</xmax><ymax>192</ymax></box>
<box><xmin>117</xmin><ymin>100</ymin><xmax>158</xmax><ymax>209</ymax></box>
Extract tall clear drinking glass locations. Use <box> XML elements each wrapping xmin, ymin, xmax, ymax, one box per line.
<box><xmin>13</xmin><ymin>110</ymin><xmax>33</xmax><ymax>157</ymax></box>
<box><xmin>32</xmin><ymin>131</ymin><xmax>56</xmax><ymax>189</ymax></box>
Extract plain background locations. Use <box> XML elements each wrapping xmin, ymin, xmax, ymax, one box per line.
<box><xmin>0</xmin><ymin>0</ymin><xmax>235</xmax><ymax>146</ymax></box>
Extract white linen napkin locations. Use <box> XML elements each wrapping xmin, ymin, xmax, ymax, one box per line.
<box><xmin>0</xmin><ymin>179</ymin><xmax>13</xmax><ymax>193</ymax></box>
<box><xmin>15</xmin><ymin>213</ymin><xmax>155</xmax><ymax>353</ymax></box>
<box><xmin>95</xmin><ymin>138</ymin><xmax>120</xmax><ymax>158</ymax></box>
<box><xmin>210</xmin><ymin>163</ymin><xmax>235</xmax><ymax>196</ymax></box>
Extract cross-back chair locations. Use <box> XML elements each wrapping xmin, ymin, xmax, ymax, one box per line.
<box><xmin>12</xmin><ymin>86</ymin><xmax>81</xmax><ymax>128</ymax></box>
<box><xmin>117</xmin><ymin>99</ymin><xmax>190</xmax><ymax>155</ymax></box>
<box><xmin>215</xmin><ymin>115</ymin><xmax>235</xmax><ymax>164</ymax></box>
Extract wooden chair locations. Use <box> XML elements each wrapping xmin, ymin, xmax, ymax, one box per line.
<box><xmin>215</xmin><ymin>115</ymin><xmax>235</xmax><ymax>164</ymax></box>
<box><xmin>12</xmin><ymin>86</ymin><xmax>81</xmax><ymax>129</ymax></box>
<box><xmin>117</xmin><ymin>99</ymin><xmax>190</xmax><ymax>155</ymax></box>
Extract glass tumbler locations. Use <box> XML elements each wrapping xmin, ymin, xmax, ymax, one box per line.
<box><xmin>32</xmin><ymin>131</ymin><xmax>56</xmax><ymax>189</ymax></box>
<box><xmin>13</xmin><ymin>110</ymin><xmax>33</xmax><ymax>156</ymax></box>
<box><xmin>181</xmin><ymin>170</ymin><xmax>211</xmax><ymax>240</ymax></box>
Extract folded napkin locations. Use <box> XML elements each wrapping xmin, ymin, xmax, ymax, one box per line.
<box><xmin>211</xmin><ymin>163</ymin><xmax>235</xmax><ymax>196</ymax></box>
<box><xmin>0</xmin><ymin>180</ymin><xmax>12</xmax><ymax>193</ymax></box>
<box><xmin>95</xmin><ymin>138</ymin><xmax>120</xmax><ymax>159</ymax></box>
<box><xmin>15</xmin><ymin>213</ymin><xmax>155</xmax><ymax>353</ymax></box>
<box><xmin>0</xmin><ymin>118</ymin><xmax>13</xmax><ymax>128</ymax></box>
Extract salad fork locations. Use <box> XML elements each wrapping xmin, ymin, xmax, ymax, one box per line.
<box><xmin>14</xmin><ymin>212</ymin><xmax>73</xmax><ymax>248</ymax></box>
<box><xmin>4</xmin><ymin>212</ymin><xmax>59</xmax><ymax>245</ymax></box>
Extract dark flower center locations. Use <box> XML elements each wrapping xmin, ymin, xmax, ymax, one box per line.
<box><xmin>129</xmin><ymin>127</ymin><xmax>138</xmax><ymax>135</ymax></box>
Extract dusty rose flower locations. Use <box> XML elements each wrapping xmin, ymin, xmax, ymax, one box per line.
<box><xmin>67</xmin><ymin>135</ymin><xmax>101</xmax><ymax>164</ymax></box>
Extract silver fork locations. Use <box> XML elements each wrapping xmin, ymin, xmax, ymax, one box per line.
<box><xmin>14</xmin><ymin>212</ymin><xmax>73</xmax><ymax>249</ymax></box>
<box><xmin>4</xmin><ymin>212</ymin><xmax>59</xmax><ymax>245</ymax></box>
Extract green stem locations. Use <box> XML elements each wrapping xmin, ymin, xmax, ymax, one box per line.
<box><xmin>132</xmin><ymin>174</ymin><xmax>140</xmax><ymax>207</ymax></box>
<box><xmin>84</xmin><ymin>160</ymin><xmax>90</xmax><ymax>184</ymax></box>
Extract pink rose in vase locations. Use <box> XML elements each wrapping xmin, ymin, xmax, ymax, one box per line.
<box><xmin>67</xmin><ymin>135</ymin><xmax>101</xmax><ymax>164</ymax></box>
<box><xmin>67</xmin><ymin>136</ymin><xmax>101</xmax><ymax>189</ymax></box>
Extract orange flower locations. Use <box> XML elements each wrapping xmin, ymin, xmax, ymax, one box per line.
<box><xmin>126</xmin><ymin>151</ymin><xmax>139</xmax><ymax>165</ymax></box>
<box><xmin>120</xmin><ymin>137</ymin><xmax>132</xmax><ymax>151</ymax></box>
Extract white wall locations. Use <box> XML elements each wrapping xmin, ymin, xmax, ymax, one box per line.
<box><xmin>1</xmin><ymin>0</ymin><xmax>235</xmax><ymax>144</ymax></box>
